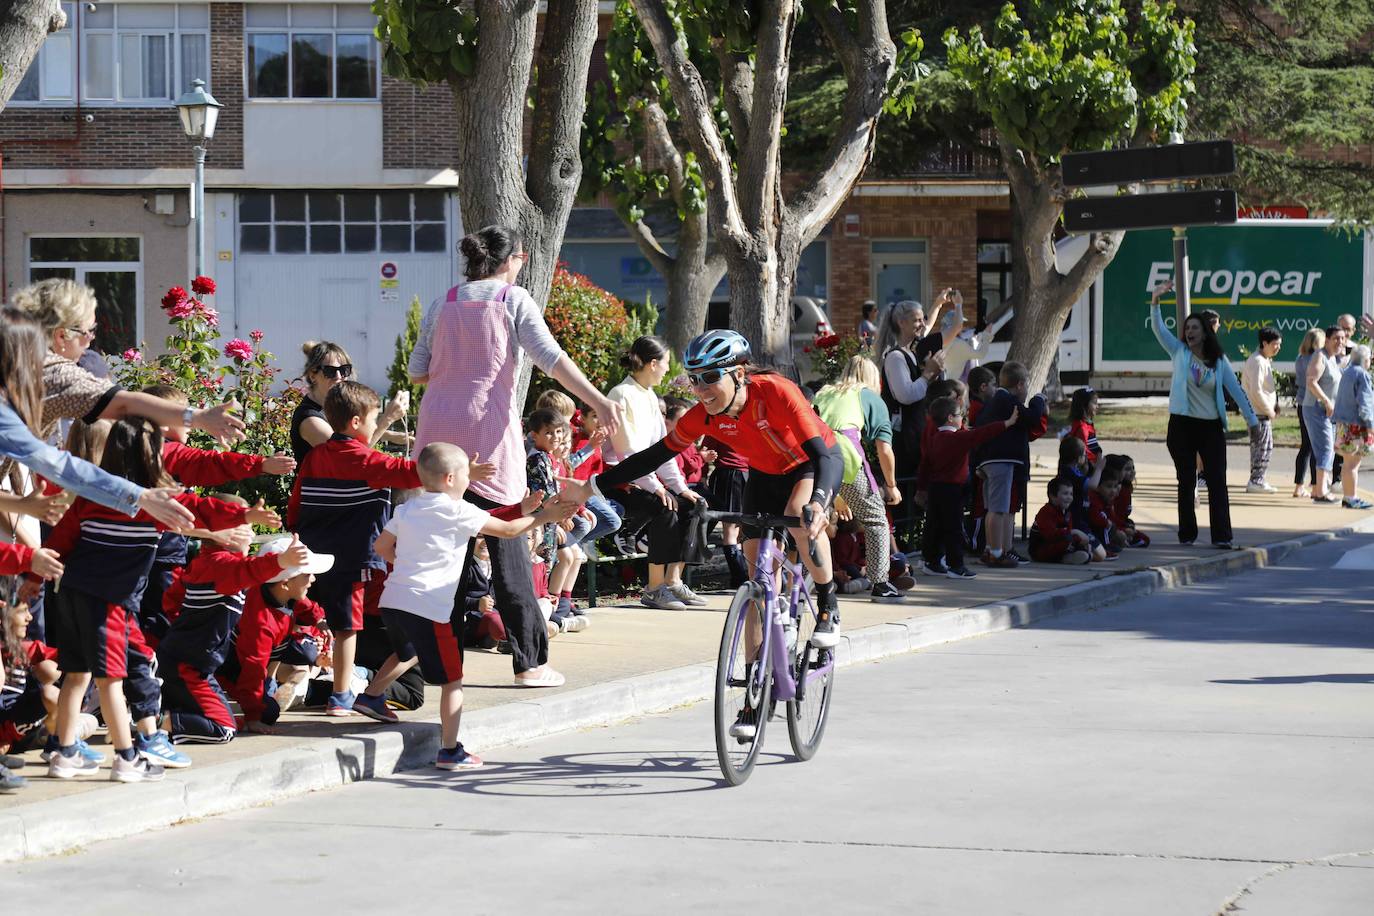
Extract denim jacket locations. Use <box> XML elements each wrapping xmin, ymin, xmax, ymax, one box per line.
<box><xmin>0</xmin><ymin>397</ymin><xmax>142</xmax><ymax>515</ymax></box>
<box><xmin>1151</xmin><ymin>304</ymin><xmax>1258</xmax><ymax>431</ymax></box>
<box><xmin>1332</xmin><ymin>365</ymin><xmax>1374</xmax><ymax>427</ymax></box>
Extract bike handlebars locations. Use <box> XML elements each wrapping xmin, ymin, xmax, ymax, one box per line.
<box><xmin>705</xmin><ymin>508</ymin><xmax>822</xmax><ymax>568</ymax></box>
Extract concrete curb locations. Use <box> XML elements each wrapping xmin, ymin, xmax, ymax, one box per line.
<box><xmin>4</xmin><ymin>517</ymin><xmax>1372</xmax><ymax>862</ymax></box>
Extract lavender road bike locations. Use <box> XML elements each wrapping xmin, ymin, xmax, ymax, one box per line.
<box><xmin>708</xmin><ymin>510</ymin><xmax>835</xmax><ymax>786</ymax></box>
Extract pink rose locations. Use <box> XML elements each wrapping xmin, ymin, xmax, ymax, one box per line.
<box><xmin>194</xmin><ymin>300</ymin><xmax>219</xmax><ymax>327</ymax></box>
<box><xmin>250</xmin><ymin>328</ymin><xmax>265</xmax><ymax>342</ymax></box>
<box><xmin>167</xmin><ymin>298</ymin><xmax>195</xmax><ymax>320</ymax></box>
<box><xmin>224</xmin><ymin>338</ymin><xmax>254</xmax><ymax>362</ymax></box>
<box><xmin>121</xmin><ymin>348</ymin><xmax>142</xmax><ymax>362</ymax></box>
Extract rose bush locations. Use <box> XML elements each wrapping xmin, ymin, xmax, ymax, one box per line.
<box><xmin>111</xmin><ymin>282</ymin><xmax>299</xmax><ymax>512</ymax></box>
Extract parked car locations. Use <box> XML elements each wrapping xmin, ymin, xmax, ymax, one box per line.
<box><xmin>706</xmin><ymin>295</ymin><xmax>831</xmax><ymax>382</ymax></box>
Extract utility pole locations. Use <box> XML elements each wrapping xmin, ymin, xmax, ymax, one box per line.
<box><xmin>1169</xmin><ymin>131</ymin><xmax>1191</xmax><ymax>329</ymax></box>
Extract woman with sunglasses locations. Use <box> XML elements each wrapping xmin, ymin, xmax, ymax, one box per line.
<box><xmin>290</xmin><ymin>341</ymin><xmax>410</xmax><ymax>462</ymax></box>
<box><xmin>561</xmin><ymin>330</ymin><xmax>844</xmax><ymax>650</ymax></box>
<box><xmin>407</xmin><ymin>225</ymin><xmax>623</xmax><ymax>688</ymax></box>
<box><xmin>9</xmin><ymin>279</ymin><xmax>245</xmax><ymax>448</ymax></box>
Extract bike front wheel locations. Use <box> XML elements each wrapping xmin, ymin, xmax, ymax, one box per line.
<box><xmin>786</xmin><ymin>594</ymin><xmax>835</xmax><ymax>761</ymax></box>
<box><xmin>714</xmin><ymin>582</ymin><xmax>772</xmax><ymax>786</ymax></box>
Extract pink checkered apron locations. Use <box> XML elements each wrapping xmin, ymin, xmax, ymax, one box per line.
<box><xmin>413</xmin><ymin>283</ymin><xmax>524</xmax><ymax>504</ymax></box>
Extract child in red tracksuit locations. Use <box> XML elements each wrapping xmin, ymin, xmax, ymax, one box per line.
<box><xmin>225</xmin><ymin>535</ymin><xmax>332</xmax><ymax>734</ymax></box>
<box><xmin>1029</xmin><ymin>478</ymin><xmax>1094</xmax><ymax>565</ymax></box>
<box><xmin>157</xmin><ymin>521</ymin><xmax>316</xmax><ymax>743</ymax></box>
<box><xmin>43</xmin><ymin>418</ymin><xmax>275</xmax><ymax>782</ymax></box>
<box><xmin>918</xmin><ymin>395</ymin><xmax>1017</xmax><ymax>579</ymax></box>
<box><xmin>1103</xmin><ymin>454</ymin><xmax>1149</xmax><ymax>547</ymax></box>
<box><xmin>140</xmin><ymin>384</ymin><xmax>297</xmax><ymax>644</ymax></box>
<box><xmin>1087</xmin><ymin>472</ymin><xmax>1126</xmax><ymax>555</ymax></box>
<box><xmin>288</xmin><ymin>381</ymin><xmax>427</xmax><ymax>717</ymax></box>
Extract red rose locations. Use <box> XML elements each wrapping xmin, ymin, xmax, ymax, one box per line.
<box><xmin>191</xmin><ymin>275</ymin><xmax>216</xmax><ymax>296</ymax></box>
<box><xmin>815</xmin><ymin>334</ymin><xmax>840</xmax><ymax>349</ymax></box>
<box><xmin>224</xmin><ymin>338</ymin><xmax>253</xmax><ymax>361</ymax></box>
<box><xmin>161</xmin><ymin>286</ymin><xmax>188</xmax><ymax>310</ymax></box>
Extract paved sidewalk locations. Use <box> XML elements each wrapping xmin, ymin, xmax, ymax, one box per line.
<box><xmin>2</xmin><ymin>437</ymin><xmax>1368</xmax><ymax>858</ymax></box>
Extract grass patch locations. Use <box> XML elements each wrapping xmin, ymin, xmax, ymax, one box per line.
<box><xmin>1047</xmin><ymin>403</ymin><xmax>1301</xmax><ymax>447</ymax></box>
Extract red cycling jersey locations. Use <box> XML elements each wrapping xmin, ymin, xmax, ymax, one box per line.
<box><xmin>666</xmin><ymin>374</ymin><xmax>835</xmax><ymax>475</ymax></box>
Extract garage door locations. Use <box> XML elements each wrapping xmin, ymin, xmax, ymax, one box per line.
<box><xmin>232</xmin><ymin>190</ymin><xmax>459</xmax><ymax>391</ymax></box>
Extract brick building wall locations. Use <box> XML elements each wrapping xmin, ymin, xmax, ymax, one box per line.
<box><xmin>0</xmin><ymin>3</ymin><xmax>245</xmax><ymax>170</ymax></box>
<box><xmin>380</xmin><ymin>77</ymin><xmax>459</xmax><ymax>170</ymax></box>
<box><xmin>825</xmin><ymin>193</ymin><xmax>1004</xmax><ymax>336</ymax></box>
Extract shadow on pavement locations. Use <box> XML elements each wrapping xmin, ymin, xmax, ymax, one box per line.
<box><xmin>376</xmin><ymin>749</ymin><xmax>799</xmax><ymax>796</ymax></box>
<box><xmin>1210</xmin><ymin>673</ymin><xmax>1374</xmax><ymax>685</ymax></box>
<box><xmin>1024</xmin><ymin>533</ymin><xmax>1374</xmax><ymax>653</ymax></box>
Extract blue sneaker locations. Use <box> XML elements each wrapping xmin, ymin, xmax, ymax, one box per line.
<box><xmin>326</xmin><ymin>690</ymin><xmax>356</xmax><ymax>717</ymax></box>
<box><xmin>41</xmin><ymin>735</ymin><xmax>106</xmax><ymax>765</ymax></box>
<box><xmin>435</xmin><ymin>743</ymin><xmax>483</xmax><ymax>771</ymax></box>
<box><xmin>135</xmin><ymin>730</ymin><xmax>191</xmax><ymax>769</ymax></box>
<box><xmin>351</xmin><ymin>692</ymin><xmax>397</xmax><ymax>723</ymax></box>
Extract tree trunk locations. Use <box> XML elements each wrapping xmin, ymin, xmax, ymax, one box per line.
<box><xmin>661</xmin><ymin>252</ymin><xmax>725</xmax><ymax>354</ymax></box>
<box><xmin>0</xmin><ymin>0</ymin><xmax>67</xmax><ymax>110</ymax></box>
<box><xmin>631</xmin><ymin>0</ymin><xmax>892</xmax><ymax>373</ymax></box>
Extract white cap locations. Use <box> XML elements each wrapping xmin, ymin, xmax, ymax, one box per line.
<box><xmin>256</xmin><ymin>535</ymin><xmax>335</xmax><ymax>583</ymax></box>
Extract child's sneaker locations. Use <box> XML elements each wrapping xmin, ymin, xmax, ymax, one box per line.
<box><xmin>111</xmin><ymin>753</ymin><xmax>164</xmax><ymax>783</ymax></box>
<box><xmin>922</xmin><ymin>560</ymin><xmax>948</xmax><ymax>576</ymax></box>
<box><xmin>47</xmin><ymin>748</ymin><xmax>101</xmax><ymax>779</ymax></box>
<box><xmin>135</xmin><ymin>730</ymin><xmax>191</xmax><ymax>768</ymax></box>
<box><xmin>870</xmin><ymin>581</ymin><xmax>904</xmax><ymax>602</ymax></box>
<box><xmin>0</xmin><ymin>764</ymin><xmax>27</xmax><ymax>793</ymax></box>
<box><xmin>41</xmin><ymin>735</ymin><xmax>106</xmax><ymax>765</ymax></box>
<box><xmin>326</xmin><ymin>690</ymin><xmax>357</xmax><ymax>717</ymax></box>
<box><xmin>559</xmin><ymin>615</ymin><xmax>591</xmax><ymax>633</ymax></box>
<box><xmin>435</xmin><ymin>743</ymin><xmax>484</xmax><ymax>771</ymax></box>
<box><xmin>945</xmin><ymin>566</ymin><xmax>977</xmax><ymax>580</ymax></box>
<box><xmin>352</xmin><ymin>692</ymin><xmax>398</xmax><ymax>723</ymax></box>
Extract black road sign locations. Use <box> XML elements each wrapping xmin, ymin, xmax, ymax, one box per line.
<box><xmin>1063</xmin><ymin>189</ymin><xmax>1238</xmax><ymax>233</ymax></box>
<box><xmin>1062</xmin><ymin>140</ymin><xmax>1237</xmax><ymax>187</ymax></box>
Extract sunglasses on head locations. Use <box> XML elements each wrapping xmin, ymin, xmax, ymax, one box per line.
<box><xmin>688</xmin><ymin>367</ymin><xmax>733</xmax><ymax>387</ymax></box>
<box><xmin>319</xmin><ymin>363</ymin><xmax>353</xmax><ymax>380</ymax></box>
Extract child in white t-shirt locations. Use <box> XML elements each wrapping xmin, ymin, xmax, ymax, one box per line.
<box><xmin>359</xmin><ymin>442</ymin><xmax>568</xmax><ymax>770</ymax></box>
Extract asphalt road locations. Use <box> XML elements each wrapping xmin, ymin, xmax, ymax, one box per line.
<box><xmin>6</xmin><ymin>533</ymin><xmax>1373</xmax><ymax>915</ymax></box>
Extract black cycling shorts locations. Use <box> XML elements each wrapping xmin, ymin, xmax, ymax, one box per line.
<box><xmin>740</xmin><ymin>464</ymin><xmax>814</xmax><ymax>541</ymax></box>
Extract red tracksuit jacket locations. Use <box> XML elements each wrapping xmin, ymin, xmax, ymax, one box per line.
<box><xmin>1030</xmin><ymin>503</ymin><xmax>1074</xmax><ymax>560</ymax></box>
<box><xmin>229</xmin><ymin>586</ymin><xmax>326</xmax><ymax>723</ymax></box>
<box><xmin>158</xmin><ymin>546</ymin><xmax>284</xmax><ymax>673</ymax></box>
<box><xmin>162</xmin><ymin>441</ymin><xmax>266</xmax><ymax>487</ymax></box>
<box><xmin>41</xmin><ymin>492</ymin><xmax>247</xmax><ymax>610</ymax></box>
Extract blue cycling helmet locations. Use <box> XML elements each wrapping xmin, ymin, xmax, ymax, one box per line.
<box><xmin>684</xmin><ymin>329</ymin><xmax>751</xmax><ymax>372</ymax></box>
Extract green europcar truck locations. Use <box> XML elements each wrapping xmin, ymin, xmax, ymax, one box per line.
<box><xmin>1047</xmin><ymin>220</ymin><xmax>1373</xmax><ymax>392</ymax></box>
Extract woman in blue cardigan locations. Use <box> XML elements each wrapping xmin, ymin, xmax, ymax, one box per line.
<box><xmin>1150</xmin><ymin>281</ymin><xmax>1259</xmax><ymax>548</ymax></box>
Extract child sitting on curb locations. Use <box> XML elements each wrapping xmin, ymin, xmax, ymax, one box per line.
<box><xmin>1030</xmin><ymin>477</ymin><xmax>1099</xmax><ymax>565</ymax></box>
<box><xmin>1103</xmin><ymin>454</ymin><xmax>1150</xmax><ymax>547</ymax></box>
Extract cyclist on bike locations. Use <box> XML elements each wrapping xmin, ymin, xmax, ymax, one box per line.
<box><xmin>559</xmin><ymin>330</ymin><xmax>844</xmax><ymax>654</ymax></box>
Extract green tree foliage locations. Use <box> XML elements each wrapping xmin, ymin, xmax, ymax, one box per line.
<box><xmin>387</xmin><ymin>295</ymin><xmax>425</xmax><ymax>427</ymax></box>
<box><xmin>1186</xmin><ymin>0</ymin><xmax>1374</xmax><ymax>225</ymax></box>
<box><xmin>884</xmin><ymin>1</ymin><xmax>1196</xmax><ymax>391</ymax></box>
<box><xmin>943</xmin><ymin>1</ymin><xmax>1194</xmax><ymax>163</ymax></box>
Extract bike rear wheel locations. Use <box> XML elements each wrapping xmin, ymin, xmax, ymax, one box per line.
<box><xmin>714</xmin><ymin>582</ymin><xmax>773</xmax><ymax>786</ymax></box>
<box><xmin>786</xmin><ymin>592</ymin><xmax>834</xmax><ymax>761</ymax></box>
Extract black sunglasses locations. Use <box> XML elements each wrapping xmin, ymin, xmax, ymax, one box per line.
<box><xmin>688</xmin><ymin>367</ymin><xmax>733</xmax><ymax>387</ymax></box>
<box><xmin>319</xmin><ymin>363</ymin><xmax>353</xmax><ymax>379</ymax></box>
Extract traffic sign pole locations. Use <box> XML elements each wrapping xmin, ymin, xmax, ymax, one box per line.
<box><xmin>1170</xmin><ymin>133</ymin><xmax>1191</xmax><ymax>328</ymax></box>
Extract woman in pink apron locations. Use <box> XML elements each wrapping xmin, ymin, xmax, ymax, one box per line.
<box><xmin>409</xmin><ymin>225</ymin><xmax>621</xmax><ymax>687</ymax></box>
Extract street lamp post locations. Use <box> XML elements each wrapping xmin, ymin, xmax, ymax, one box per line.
<box><xmin>174</xmin><ymin>79</ymin><xmax>222</xmax><ymax>278</ymax></box>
